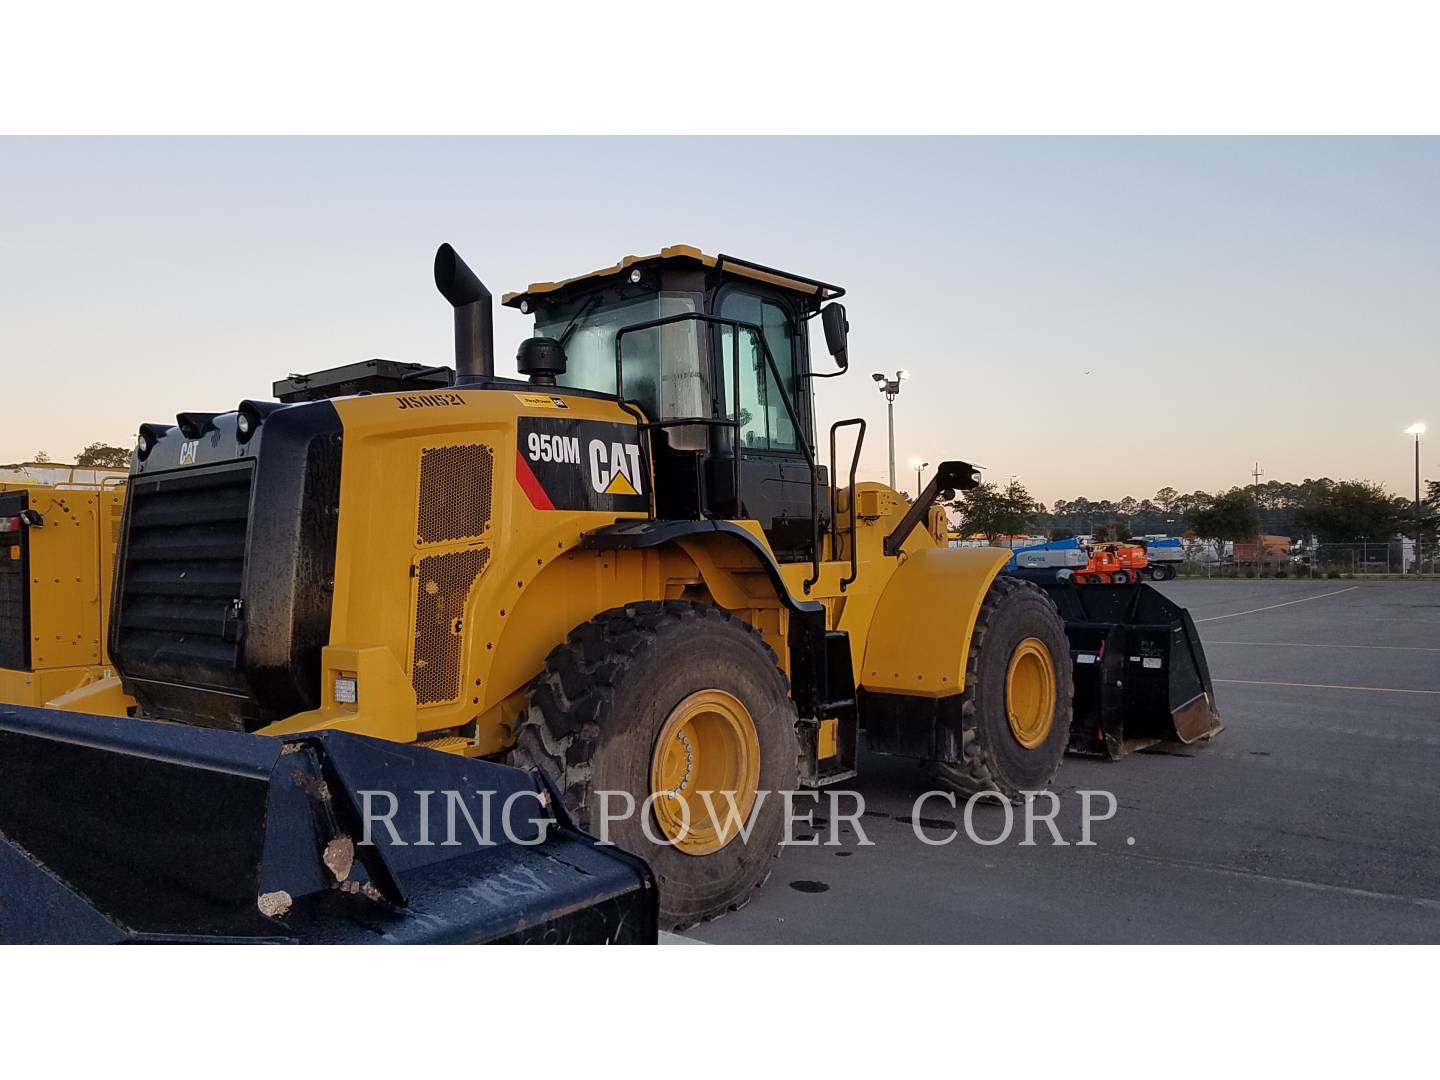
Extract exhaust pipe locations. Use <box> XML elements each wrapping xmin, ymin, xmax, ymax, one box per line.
<box><xmin>433</xmin><ymin>243</ymin><xmax>494</xmax><ymax>380</ymax></box>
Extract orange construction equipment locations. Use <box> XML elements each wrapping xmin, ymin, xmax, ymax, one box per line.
<box><xmin>1071</xmin><ymin>542</ymin><xmax>1149</xmax><ymax>585</ymax></box>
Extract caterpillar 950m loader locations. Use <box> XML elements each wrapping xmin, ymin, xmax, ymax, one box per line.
<box><xmin>10</xmin><ymin>242</ymin><xmax>1219</xmax><ymax>935</ymax></box>
<box><xmin>0</xmin><ymin>478</ymin><xmax>125</xmax><ymax>706</ymax></box>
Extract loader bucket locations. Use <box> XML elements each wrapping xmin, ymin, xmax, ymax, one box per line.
<box><xmin>0</xmin><ymin>705</ymin><xmax>657</xmax><ymax>943</ymax></box>
<box><xmin>1006</xmin><ymin>572</ymin><xmax>1223</xmax><ymax>759</ymax></box>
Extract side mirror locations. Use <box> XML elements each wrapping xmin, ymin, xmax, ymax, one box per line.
<box><xmin>821</xmin><ymin>303</ymin><xmax>849</xmax><ymax>372</ymax></box>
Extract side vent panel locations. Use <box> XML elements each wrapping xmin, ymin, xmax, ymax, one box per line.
<box><xmin>108</xmin><ymin>496</ymin><xmax>124</xmax><ymax>552</ymax></box>
<box><xmin>412</xmin><ymin>548</ymin><xmax>490</xmax><ymax>705</ymax></box>
<box><xmin>417</xmin><ymin>443</ymin><xmax>493</xmax><ymax>544</ymax></box>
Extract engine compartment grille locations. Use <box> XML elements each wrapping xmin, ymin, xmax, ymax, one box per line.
<box><xmin>412</xmin><ymin>547</ymin><xmax>490</xmax><ymax>705</ymax></box>
<box><xmin>114</xmin><ymin>462</ymin><xmax>254</xmax><ymax>699</ymax></box>
<box><xmin>417</xmin><ymin>443</ymin><xmax>494</xmax><ymax>544</ymax></box>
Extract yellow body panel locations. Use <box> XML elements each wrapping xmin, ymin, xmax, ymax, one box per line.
<box><xmin>262</xmin><ymin>643</ymin><xmax>419</xmax><ymax>742</ymax></box>
<box><xmin>778</xmin><ymin>482</ymin><xmax>959</xmax><ymax>685</ymax></box>
<box><xmin>0</xmin><ymin>664</ymin><xmax>115</xmax><ymax>707</ymax></box>
<box><xmin>857</xmin><ymin>546</ymin><xmax>1011</xmax><ymax>698</ymax></box>
<box><xmin>46</xmin><ymin>671</ymin><xmax>132</xmax><ymax>714</ymax></box>
<box><xmin>254</xmin><ymin>388</ymin><xmax>718</xmax><ymax>751</ymax></box>
<box><xmin>0</xmin><ymin>483</ymin><xmax>125</xmax><ymax>706</ymax></box>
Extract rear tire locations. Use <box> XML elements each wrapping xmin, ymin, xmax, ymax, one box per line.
<box><xmin>509</xmin><ymin>601</ymin><xmax>800</xmax><ymax>930</ymax></box>
<box><xmin>927</xmin><ymin>576</ymin><xmax>1072</xmax><ymax>801</ymax></box>
<box><xmin>1111</xmin><ymin>569</ymin><xmax>1132</xmax><ymax>585</ymax></box>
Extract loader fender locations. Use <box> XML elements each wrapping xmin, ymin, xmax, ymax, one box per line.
<box><xmin>582</xmin><ymin>519</ymin><xmax>824</xmax><ymax>618</ymax></box>
<box><xmin>859</xmin><ymin>546</ymin><xmax>1012</xmax><ymax>697</ymax></box>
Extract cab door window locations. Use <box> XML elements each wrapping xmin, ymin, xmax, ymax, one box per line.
<box><xmin>717</xmin><ymin>291</ymin><xmax>799</xmax><ymax>452</ymax></box>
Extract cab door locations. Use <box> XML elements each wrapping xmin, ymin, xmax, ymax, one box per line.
<box><xmin>712</xmin><ymin>287</ymin><xmax>822</xmax><ymax>561</ymax></box>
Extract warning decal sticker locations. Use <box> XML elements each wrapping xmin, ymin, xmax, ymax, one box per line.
<box><xmin>513</xmin><ymin>393</ymin><xmax>570</xmax><ymax>410</ymax></box>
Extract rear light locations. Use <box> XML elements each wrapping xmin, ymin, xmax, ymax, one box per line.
<box><xmin>334</xmin><ymin>675</ymin><xmax>358</xmax><ymax>705</ymax></box>
<box><xmin>0</xmin><ymin>515</ymin><xmax>18</xmax><ymax>533</ymax></box>
<box><xmin>7</xmin><ymin>546</ymin><xmax>18</xmax><ymax>561</ymax></box>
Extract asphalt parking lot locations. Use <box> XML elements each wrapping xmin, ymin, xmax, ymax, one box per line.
<box><xmin>691</xmin><ymin>579</ymin><xmax>1440</xmax><ymax>943</ymax></box>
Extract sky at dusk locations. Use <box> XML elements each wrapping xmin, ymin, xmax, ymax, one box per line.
<box><xmin>1</xmin><ymin>137</ymin><xmax>1435</xmax><ymax>503</ymax></box>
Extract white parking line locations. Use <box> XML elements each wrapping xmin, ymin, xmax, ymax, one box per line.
<box><xmin>1207</xmin><ymin>640</ymin><xmax>1440</xmax><ymax>653</ymax></box>
<box><xmin>1105</xmin><ymin>847</ymin><xmax>1440</xmax><ymax>912</ymax></box>
<box><xmin>1194</xmin><ymin>586</ymin><xmax>1358</xmax><ymax>623</ymax></box>
<box><xmin>1214</xmin><ymin>677</ymin><xmax>1440</xmax><ymax>696</ymax></box>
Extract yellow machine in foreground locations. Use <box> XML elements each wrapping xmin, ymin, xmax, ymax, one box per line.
<box><xmin>33</xmin><ymin>243</ymin><xmax>1217</xmax><ymax>938</ymax></box>
<box><xmin>0</xmin><ymin>478</ymin><xmax>125</xmax><ymax>705</ymax></box>
<box><xmin>50</xmin><ymin>243</ymin><xmax>1085</xmax><ymax>929</ymax></box>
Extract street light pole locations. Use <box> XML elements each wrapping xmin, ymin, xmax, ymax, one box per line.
<box><xmin>1407</xmin><ymin>423</ymin><xmax>1426</xmax><ymax>573</ymax></box>
<box><xmin>888</xmin><ymin>397</ymin><xmax>896</xmax><ymax>490</ymax></box>
<box><xmin>872</xmin><ymin>369</ymin><xmax>909</xmax><ymax>491</ymax></box>
<box><xmin>911</xmin><ymin>459</ymin><xmax>929</xmax><ymax>497</ymax></box>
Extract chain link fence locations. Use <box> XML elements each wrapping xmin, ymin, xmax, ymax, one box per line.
<box><xmin>1176</xmin><ymin>541</ymin><xmax>1440</xmax><ymax>579</ymax></box>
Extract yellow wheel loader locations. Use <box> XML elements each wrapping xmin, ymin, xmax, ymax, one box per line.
<box><xmin>4</xmin><ymin>242</ymin><xmax>1219</xmax><ymax>937</ymax></box>
<box><xmin>0</xmin><ymin>478</ymin><xmax>125</xmax><ymax>706</ymax></box>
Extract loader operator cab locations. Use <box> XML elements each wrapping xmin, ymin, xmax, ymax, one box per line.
<box><xmin>502</xmin><ymin>246</ymin><xmax>851</xmax><ymax>563</ymax></box>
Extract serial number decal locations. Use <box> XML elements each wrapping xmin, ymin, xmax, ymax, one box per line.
<box><xmin>396</xmin><ymin>392</ymin><xmax>466</xmax><ymax>410</ymax></box>
<box><xmin>516</xmin><ymin>416</ymin><xmax>647</xmax><ymax>513</ymax></box>
<box><xmin>514</xmin><ymin>392</ymin><xmax>570</xmax><ymax>410</ymax></box>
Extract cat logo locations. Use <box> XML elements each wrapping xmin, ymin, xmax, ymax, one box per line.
<box><xmin>588</xmin><ymin>439</ymin><xmax>643</xmax><ymax>497</ymax></box>
<box><xmin>179</xmin><ymin>440</ymin><xmax>200</xmax><ymax>466</ymax></box>
<box><xmin>515</xmin><ymin>416</ymin><xmax>647</xmax><ymax>512</ymax></box>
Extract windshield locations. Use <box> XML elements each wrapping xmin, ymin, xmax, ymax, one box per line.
<box><xmin>535</xmin><ymin>292</ymin><xmax>704</xmax><ymax>426</ymax></box>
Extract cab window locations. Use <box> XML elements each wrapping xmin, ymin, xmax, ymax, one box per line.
<box><xmin>535</xmin><ymin>292</ymin><xmax>702</xmax><ymax>423</ymax></box>
<box><xmin>716</xmin><ymin>291</ymin><xmax>799</xmax><ymax>453</ymax></box>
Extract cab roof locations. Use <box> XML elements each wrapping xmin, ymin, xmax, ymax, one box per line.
<box><xmin>500</xmin><ymin>245</ymin><xmax>845</xmax><ymax>308</ymax></box>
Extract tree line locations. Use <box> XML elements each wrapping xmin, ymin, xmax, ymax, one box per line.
<box><xmin>950</xmin><ymin>477</ymin><xmax>1438</xmax><ymax>546</ymax></box>
<box><xmin>13</xmin><ymin>443</ymin><xmax>132</xmax><ymax>470</ymax></box>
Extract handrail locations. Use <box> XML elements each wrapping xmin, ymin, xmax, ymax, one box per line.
<box><xmin>829</xmin><ymin>418</ymin><xmax>866</xmax><ymax>591</ymax></box>
<box><xmin>614</xmin><ymin>311</ymin><xmax>743</xmax><ymax>519</ymax></box>
<box><xmin>613</xmin><ymin>310</ymin><xmax>823</xmax><ymax>594</ymax></box>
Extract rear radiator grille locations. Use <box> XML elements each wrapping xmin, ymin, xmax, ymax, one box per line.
<box><xmin>417</xmin><ymin>443</ymin><xmax>493</xmax><ymax>544</ymax></box>
<box><xmin>115</xmin><ymin>463</ymin><xmax>253</xmax><ymax>694</ymax></box>
<box><xmin>412</xmin><ymin>547</ymin><xmax>490</xmax><ymax>705</ymax></box>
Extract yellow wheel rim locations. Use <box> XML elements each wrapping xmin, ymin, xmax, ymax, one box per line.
<box><xmin>1005</xmin><ymin>637</ymin><xmax>1057</xmax><ymax>750</ymax></box>
<box><xmin>649</xmin><ymin>689</ymin><xmax>761</xmax><ymax>856</ymax></box>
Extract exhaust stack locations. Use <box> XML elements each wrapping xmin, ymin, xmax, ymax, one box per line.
<box><xmin>433</xmin><ymin>243</ymin><xmax>494</xmax><ymax>380</ymax></box>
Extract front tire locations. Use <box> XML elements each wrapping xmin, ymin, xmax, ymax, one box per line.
<box><xmin>927</xmin><ymin>576</ymin><xmax>1072</xmax><ymax>800</ymax></box>
<box><xmin>510</xmin><ymin>601</ymin><xmax>800</xmax><ymax>929</ymax></box>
